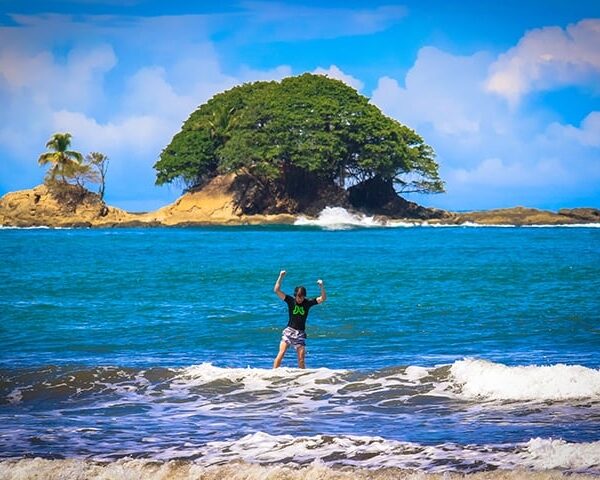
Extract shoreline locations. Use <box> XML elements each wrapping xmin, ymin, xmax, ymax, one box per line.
<box><xmin>1</xmin><ymin>183</ymin><xmax>599</xmax><ymax>228</ymax></box>
<box><xmin>0</xmin><ymin>458</ymin><xmax>597</xmax><ymax>479</ymax></box>
<box><xmin>2</xmin><ymin>222</ymin><xmax>600</xmax><ymax>229</ymax></box>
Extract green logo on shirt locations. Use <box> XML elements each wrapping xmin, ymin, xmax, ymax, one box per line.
<box><xmin>293</xmin><ymin>305</ymin><xmax>305</xmax><ymax>315</ymax></box>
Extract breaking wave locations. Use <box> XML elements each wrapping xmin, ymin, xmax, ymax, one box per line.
<box><xmin>3</xmin><ymin>359</ymin><xmax>600</xmax><ymax>408</ymax></box>
<box><xmin>294</xmin><ymin>207</ymin><xmax>386</xmax><ymax>229</ymax></box>
<box><xmin>448</xmin><ymin>358</ymin><xmax>600</xmax><ymax>401</ymax></box>
<box><xmin>0</xmin><ymin>435</ymin><xmax>599</xmax><ymax>477</ymax></box>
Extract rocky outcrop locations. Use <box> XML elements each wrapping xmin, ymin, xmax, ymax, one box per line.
<box><xmin>348</xmin><ymin>176</ymin><xmax>451</xmax><ymax>220</ymax></box>
<box><xmin>143</xmin><ymin>174</ymin><xmax>295</xmax><ymax>225</ymax></box>
<box><xmin>557</xmin><ymin>208</ymin><xmax>600</xmax><ymax>224</ymax></box>
<box><xmin>0</xmin><ymin>184</ymin><xmax>135</xmax><ymax>227</ymax></box>
<box><xmin>0</xmin><ymin>177</ymin><xmax>296</xmax><ymax>228</ymax></box>
<box><xmin>455</xmin><ymin>207</ymin><xmax>600</xmax><ymax>225</ymax></box>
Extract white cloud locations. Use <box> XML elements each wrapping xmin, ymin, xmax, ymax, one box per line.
<box><xmin>123</xmin><ymin>67</ymin><xmax>198</xmax><ymax>120</ymax></box>
<box><xmin>449</xmin><ymin>157</ymin><xmax>572</xmax><ymax>188</ymax></box>
<box><xmin>312</xmin><ymin>65</ymin><xmax>364</xmax><ymax>91</ymax></box>
<box><xmin>371</xmin><ymin>42</ymin><xmax>600</xmax><ymax>210</ymax></box>
<box><xmin>372</xmin><ymin>47</ymin><xmax>494</xmax><ymax>137</ymax></box>
<box><xmin>546</xmin><ymin>111</ymin><xmax>600</xmax><ymax>148</ymax></box>
<box><xmin>0</xmin><ymin>43</ymin><xmax>116</xmax><ymax>110</ymax></box>
<box><xmin>486</xmin><ymin>19</ymin><xmax>600</xmax><ymax>105</ymax></box>
<box><xmin>51</xmin><ymin>110</ymin><xmax>173</xmax><ymax>156</ymax></box>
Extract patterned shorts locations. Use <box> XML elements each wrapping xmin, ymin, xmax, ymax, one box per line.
<box><xmin>281</xmin><ymin>326</ymin><xmax>307</xmax><ymax>349</ymax></box>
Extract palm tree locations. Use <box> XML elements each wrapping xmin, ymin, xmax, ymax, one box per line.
<box><xmin>38</xmin><ymin>133</ymin><xmax>84</xmax><ymax>184</ymax></box>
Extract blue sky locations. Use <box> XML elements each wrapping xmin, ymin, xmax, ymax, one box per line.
<box><xmin>0</xmin><ymin>0</ymin><xmax>599</xmax><ymax>212</ymax></box>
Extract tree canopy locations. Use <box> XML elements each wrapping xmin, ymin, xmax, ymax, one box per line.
<box><xmin>154</xmin><ymin>74</ymin><xmax>444</xmax><ymax>198</ymax></box>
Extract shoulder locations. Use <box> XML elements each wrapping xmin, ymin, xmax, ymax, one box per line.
<box><xmin>307</xmin><ymin>298</ymin><xmax>319</xmax><ymax>307</ymax></box>
<box><xmin>284</xmin><ymin>294</ymin><xmax>294</xmax><ymax>303</ymax></box>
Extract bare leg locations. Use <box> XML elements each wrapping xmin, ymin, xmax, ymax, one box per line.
<box><xmin>273</xmin><ymin>341</ymin><xmax>289</xmax><ymax>368</ymax></box>
<box><xmin>296</xmin><ymin>346</ymin><xmax>306</xmax><ymax>369</ymax></box>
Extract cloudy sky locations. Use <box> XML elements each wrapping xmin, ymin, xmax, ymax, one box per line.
<box><xmin>1</xmin><ymin>0</ymin><xmax>599</xmax><ymax>211</ymax></box>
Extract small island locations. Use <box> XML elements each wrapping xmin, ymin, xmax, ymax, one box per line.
<box><xmin>1</xmin><ymin>74</ymin><xmax>599</xmax><ymax>228</ymax></box>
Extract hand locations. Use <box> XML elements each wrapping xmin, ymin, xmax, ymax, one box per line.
<box><xmin>317</xmin><ymin>279</ymin><xmax>323</xmax><ymax>287</ymax></box>
<box><xmin>279</xmin><ymin>270</ymin><xmax>287</xmax><ymax>277</ymax></box>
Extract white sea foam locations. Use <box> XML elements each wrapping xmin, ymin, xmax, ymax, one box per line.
<box><xmin>0</xmin><ymin>225</ymin><xmax>57</xmax><ymax>229</ymax></box>
<box><xmin>1</xmin><ymin>456</ymin><xmax>598</xmax><ymax>480</ymax></box>
<box><xmin>292</xmin><ymin>207</ymin><xmax>600</xmax><ymax>229</ymax></box>
<box><xmin>155</xmin><ymin>432</ymin><xmax>600</xmax><ymax>473</ymax></box>
<box><xmin>448</xmin><ymin>358</ymin><xmax>600</xmax><ymax>401</ymax></box>
<box><xmin>420</xmin><ymin>221</ymin><xmax>515</xmax><ymax>228</ymax></box>
<box><xmin>524</xmin><ymin>223</ymin><xmax>600</xmax><ymax>228</ymax></box>
<box><xmin>6</xmin><ymin>389</ymin><xmax>23</xmax><ymax>405</ymax></box>
<box><xmin>294</xmin><ymin>207</ymin><xmax>385</xmax><ymax>229</ymax></box>
<box><xmin>165</xmin><ymin>363</ymin><xmax>355</xmax><ymax>416</ymax></box>
<box><xmin>6</xmin><ymin>360</ymin><xmax>599</xmax><ymax>410</ymax></box>
<box><xmin>404</xmin><ymin>365</ymin><xmax>430</xmax><ymax>381</ymax></box>
<box><xmin>524</xmin><ymin>438</ymin><xmax>600</xmax><ymax>470</ymax></box>
<box><xmin>177</xmin><ymin>363</ymin><xmax>349</xmax><ymax>391</ymax></box>
<box><xmin>181</xmin><ymin>359</ymin><xmax>600</xmax><ymax>403</ymax></box>
<box><xmin>171</xmin><ymin>360</ymin><xmax>600</xmax><ymax>407</ymax></box>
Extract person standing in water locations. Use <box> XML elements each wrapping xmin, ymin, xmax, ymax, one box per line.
<box><xmin>273</xmin><ymin>270</ymin><xmax>326</xmax><ymax>369</ymax></box>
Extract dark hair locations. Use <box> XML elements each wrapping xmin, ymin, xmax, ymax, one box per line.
<box><xmin>294</xmin><ymin>286</ymin><xmax>307</xmax><ymax>297</ymax></box>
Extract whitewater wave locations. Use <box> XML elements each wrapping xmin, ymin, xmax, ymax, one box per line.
<box><xmin>177</xmin><ymin>359</ymin><xmax>600</xmax><ymax>403</ymax></box>
<box><xmin>294</xmin><ymin>207</ymin><xmax>387</xmax><ymax>229</ymax></box>
<box><xmin>195</xmin><ymin>433</ymin><xmax>600</xmax><ymax>472</ymax></box>
<box><xmin>1</xmin><ymin>435</ymin><xmax>599</xmax><ymax>476</ymax></box>
<box><xmin>448</xmin><ymin>358</ymin><xmax>600</xmax><ymax>401</ymax></box>
<box><xmin>3</xmin><ymin>359</ymin><xmax>599</xmax><ymax>408</ymax></box>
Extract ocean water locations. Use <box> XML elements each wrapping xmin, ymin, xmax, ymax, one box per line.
<box><xmin>1</xmin><ymin>215</ymin><xmax>600</xmax><ymax>478</ymax></box>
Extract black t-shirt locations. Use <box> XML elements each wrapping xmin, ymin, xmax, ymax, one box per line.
<box><xmin>284</xmin><ymin>294</ymin><xmax>318</xmax><ymax>331</ymax></box>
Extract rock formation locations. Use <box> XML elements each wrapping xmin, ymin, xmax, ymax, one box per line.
<box><xmin>347</xmin><ymin>176</ymin><xmax>451</xmax><ymax>220</ymax></box>
<box><xmin>1</xmin><ymin>176</ymin><xmax>599</xmax><ymax>227</ymax></box>
<box><xmin>0</xmin><ymin>184</ymin><xmax>134</xmax><ymax>227</ymax></box>
<box><xmin>455</xmin><ymin>206</ymin><xmax>600</xmax><ymax>226</ymax></box>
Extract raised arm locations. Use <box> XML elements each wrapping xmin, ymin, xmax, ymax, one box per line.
<box><xmin>274</xmin><ymin>270</ymin><xmax>286</xmax><ymax>300</ymax></box>
<box><xmin>316</xmin><ymin>279</ymin><xmax>327</xmax><ymax>304</ymax></box>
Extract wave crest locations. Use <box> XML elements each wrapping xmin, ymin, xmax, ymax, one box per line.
<box><xmin>4</xmin><ymin>359</ymin><xmax>600</xmax><ymax>407</ymax></box>
<box><xmin>449</xmin><ymin>358</ymin><xmax>600</xmax><ymax>401</ymax></box>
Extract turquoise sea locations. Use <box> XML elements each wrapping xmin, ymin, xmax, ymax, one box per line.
<box><xmin>1</xmin><ymin>222</ymin><xmax>599</xmax><ymax>477</ymax></box>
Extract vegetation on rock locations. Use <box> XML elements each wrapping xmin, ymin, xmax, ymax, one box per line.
<box><xmin>37</xmin><ymin>133</ymin><xmax>110</xmax><ymax>207</ymax></box>
<box><xmin>38</xmin><ymin>133</ymin><xmax>85</xmax><ymax>184</ymax></box>
<box><xmin>154</xmin><ymin>74</ymin><xmax>444</xmax><ymax>215</ymax></box>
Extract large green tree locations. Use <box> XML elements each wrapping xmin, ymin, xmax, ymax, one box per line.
<box><xmin>154</xmin><ymin>74</ymin><xmax>444</xmax><ymax>196</ymax></box>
